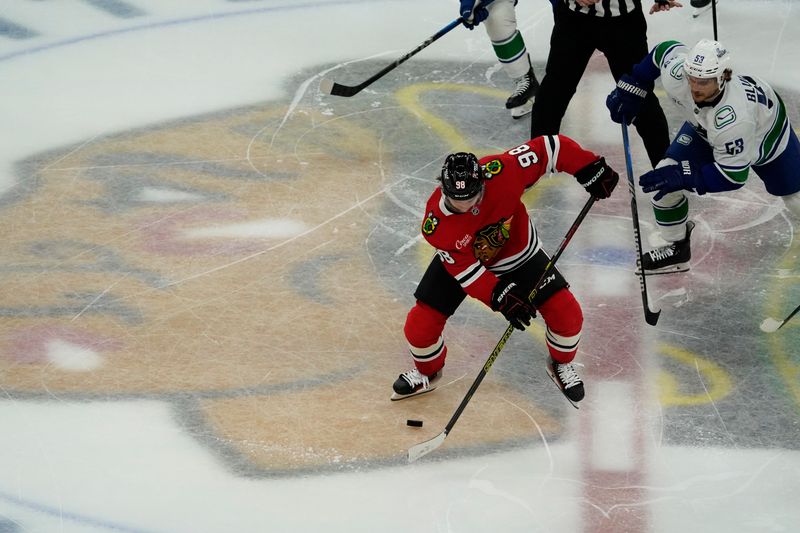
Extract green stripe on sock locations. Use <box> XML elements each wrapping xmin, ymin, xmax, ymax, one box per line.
<box><xmin>653</xmin><ymin>197</ymin><xmax>689</xmax><ymax>225</ymax></box>
<box><xmin>492</xmin><ymin>31</ymin><xmax>525</xmax><ymax>63</ymax></box>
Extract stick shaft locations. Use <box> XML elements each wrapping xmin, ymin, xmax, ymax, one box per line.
<box><xmin>324</xmin><ymin>18</ymin><xmax>463</xmax><ymax>97</ymax></box>
<box><xmin>621</xmin><ymin>122</ymin><xmax>661</xmax><ymax>326</ymax></box>
<box><xmin>778</xmin><ymin>303</ymin><xmax>800</xmax><ymax>329</ymax></box>
<box><xmin>712</xmin><ymin>0</ymin><xmax>719</xmax><ymax>40</ymax></box>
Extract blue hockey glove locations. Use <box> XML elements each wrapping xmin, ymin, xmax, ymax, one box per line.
<box><xmin>606</xmin><ymin>74</ymin><xmax>650</xmax><ymax>125</ymax></box>
<box><xmin>460</xmin><ymin>0</ymin><xmax>490</xmax><ymax>30</ymax></box>
<box><xmin>639</xmin><ymin>161</ymin><xmax>707</xmax><ymax>201</ymax></box>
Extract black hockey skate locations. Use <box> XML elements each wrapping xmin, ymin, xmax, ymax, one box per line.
<box><xmin>505</xmin><ymin>67</ymin><xmax>539</xmax><ymax>119</ymax></box>
<box><xmin>641</xmin><ymin>221</ymin><xmax>695</xmax><ymax>275</ymax></box>
<box><xmin>391</xmin><ymin>368</ymin><xmax>441</xmax><ymax>401</ymax></box>
<box><xmin>546</xmin><ymin>358</ymin><xmax>584</xmax><ymax>408</ymax></box>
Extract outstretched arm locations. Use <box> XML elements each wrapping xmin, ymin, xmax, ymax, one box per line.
<box><xmin>639</xmin><ymin>160</ymin><xmax>747</xmax><ymax>201</ymax></box>
<box><xmin>529</xmin><ymin>135</ymin><xmax>620</xmax><ymax>199</ymax></box>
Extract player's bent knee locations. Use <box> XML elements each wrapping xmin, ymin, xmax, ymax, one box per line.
<box><xmin>404</xmin><ymin>301</ymin><xmax>448</xmax><ymax>348</ymax></box>
<box><xmin>404</xmin><ymin>301</ymin><xmax>449</xmax><ymax>375</ymax></box>
<box><xmin>537</xmin><ymin>288</ymin><xmax>583</xmax><ymax>335</ymax></box>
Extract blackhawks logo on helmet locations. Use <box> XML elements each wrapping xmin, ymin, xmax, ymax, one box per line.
<box><xmin>422</xmin><ymin>212</ymin><xmax>439</xmax><ymax>235</ymax></box>
<box><xmin>472</xmin><ymin>217</ymin><xmax>512</xmax><ymax>263</ymax></box>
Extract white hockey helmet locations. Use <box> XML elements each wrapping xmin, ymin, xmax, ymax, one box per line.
<box><xmin>684</xmin><ymin>39</ymin><xmax>732</xmax><ymax>87</ymax></box>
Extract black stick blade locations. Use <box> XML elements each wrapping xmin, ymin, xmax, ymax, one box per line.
<box><xmin>645</xmin><ymin>308</ymin><xmax>661</xmax><ymax>326</ymax></box>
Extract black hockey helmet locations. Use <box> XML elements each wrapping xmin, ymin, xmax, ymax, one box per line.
<box><xmin>440</xmin><ymin>152</ymin><xmax>483</xmax><ymax>200</ymax></box>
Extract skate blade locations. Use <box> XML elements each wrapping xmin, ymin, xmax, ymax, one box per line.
<box><xmin>390</xmin><ymin>385</ymin><xmax>437</xmax><ymax>402</ymax></box>
<box><xmin>510</xmin><ymin>100</ymin><xmax>533</xmax><ymax>119</ymax></box>
<box><xmin>545</xmin><ymin>368</ymin><xmax>580</xmax><ymax>410</ymax></box>
<box><xmin>638</xmin><ymin>262</ymin><xmax>690</xmax><ymax>276</ymax></box>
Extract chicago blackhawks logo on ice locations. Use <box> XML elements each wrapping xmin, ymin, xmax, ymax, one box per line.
<box><xmin>472</xmin><ymin>217</ymin><xmax>512</xmax><ymax>263</ymax></box>
<box><xmin>422</xmin><ymin>212</ymin><xmax>439</xmax><ymax>235</ymax></box>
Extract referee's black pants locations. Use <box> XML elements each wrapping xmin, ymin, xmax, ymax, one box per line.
<box><xmin>530</xmin><ymin>2</ymin><xmax>669</xmax><ymax>168</ymax></box>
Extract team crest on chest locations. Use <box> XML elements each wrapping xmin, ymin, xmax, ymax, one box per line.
<box><xmin>472</xmin><ymin>217</ymin><xmax>512</xmax><ymax>263</ymax></box>
<box><xmin>422</xmin><ymin>212</ymin><xmax>439</xmax><ymax>235</ymax></box>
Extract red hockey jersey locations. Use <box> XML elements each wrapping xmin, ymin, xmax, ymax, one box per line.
<box><xmin>420</xmin><ymin>135</ymin><xmax>599</xmax><ymax>306</ymax></box>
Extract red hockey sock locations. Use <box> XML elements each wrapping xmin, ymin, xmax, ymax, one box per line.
<box><xmin>537</xmin><ymin>288</ymin><xmax>583</xmax><ymax>364</ymax></box>
<box><xmin>403</xmin><ymin>301</ymin><xmax>449</xmax><ymax>375</ymax></box>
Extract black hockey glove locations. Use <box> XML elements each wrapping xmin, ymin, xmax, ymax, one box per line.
<box><xmin>606</xmin><ymin>74</ymin><xmax>650</xmax><ymax>125</ymax></box>
<box><xmin>491</xmin><ymin>279</ymin><xmax>536</xmax><ymax>331</ymax></box>
<box><xmin>575</xmin><ymin>157</ymin><xmax>619</xmax><ymax>199</ymax></box>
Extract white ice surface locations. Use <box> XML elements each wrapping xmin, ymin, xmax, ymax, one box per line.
<box><xmin>1</xmin><ymin>1</ymin><xmax>799</xmax><ymax>532</ymax></box>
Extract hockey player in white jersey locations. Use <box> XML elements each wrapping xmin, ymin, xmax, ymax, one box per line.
<box><xmin>606</xmin><ymin>39</ymin><xmax>800</xmax><ymax>273</ymax></box>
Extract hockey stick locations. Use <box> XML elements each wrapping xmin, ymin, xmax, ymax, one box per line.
<box><xmin>320</xmin><ymin>17</ymin><xmax>463</xmax><ymax>97</ymax></box>
<box><xmin>712</xmin><ymin>0</ymin><xmax>719</xmax><ymax>40</ymax></box>
<box><xmin>408</xmin><ymin>195</ymin><xmax>597</xmax><ymax>463</ymax></box>
<box><xmin>760</xmin><ymin>302</ymin><xmax>800</xmax><ymax>333</ymax></box>
<box><xmin>621</xmin><ymin>121</ymin><xmax>661</xmax><ymax>326</ymax></box>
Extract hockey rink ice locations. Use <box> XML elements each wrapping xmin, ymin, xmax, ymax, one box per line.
<box><xmin>0</xmin><ymin>1</ymin><xmax>798</xmax><ymax>531</ymax></box>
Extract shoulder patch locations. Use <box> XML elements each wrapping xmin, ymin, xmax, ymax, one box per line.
<box><xmin>714</xmin><ymin>105</ymin><xmax>737</xmax><ymax>129</ymax></box>
<box><xmin>668</xmin><ymin>58</ymin><xmax>685</xmax><ymax>81</ymax></box>
<box><xmin>483</xmin><ymin>159</ymin><xmax>503</xmax><ymax>176</ymax></box>
<box><xmin>422</xmin><ymin>212</ymin><xmax>439</xmax><ymax>236</ymax></box>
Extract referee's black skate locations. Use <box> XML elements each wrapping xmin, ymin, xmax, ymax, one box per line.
<box><xmin>642</xmin><ymin>221</ymin><xmax>695</xmax><ymax>275</ymax></box>
<box><xmin>391</xmin><ymin>368</ymin><xmax>441</xmax><ymax>401</ymax></box>
<box><xmin>506</xmin><ymin>67</ymin><xmax>539</xmax><ymax>119</ymax></box>
<box><xmin>546</xmin><ymin>358</ymin><xmax>584</xmax><ymax>408</ymax></box>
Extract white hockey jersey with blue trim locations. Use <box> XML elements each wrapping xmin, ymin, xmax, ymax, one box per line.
<box><xmin>655</xmin><ymin>42</ymin><xmax>790</xmax><ymax>185</ymax></box>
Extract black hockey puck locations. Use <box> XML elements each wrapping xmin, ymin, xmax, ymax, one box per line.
<box><xmin>406</xmin><ymin>419</ymin><xmax>423</xmax><ymax>427</ymax></box>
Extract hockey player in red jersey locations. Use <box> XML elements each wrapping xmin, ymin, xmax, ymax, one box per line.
<box><xmin>392</xmin><ymin>135</ymin><xmax>618</xmax><ymax>404</ymax></box>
